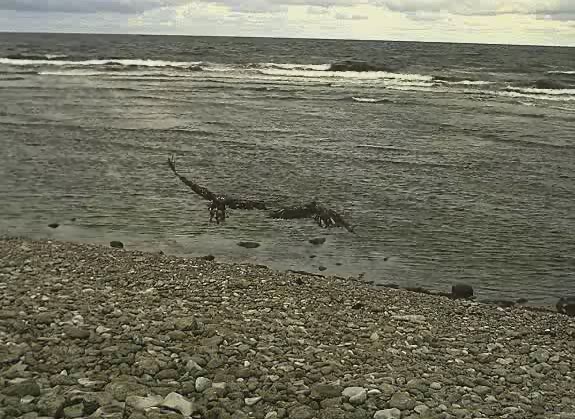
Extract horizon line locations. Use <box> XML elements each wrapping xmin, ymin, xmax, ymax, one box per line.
<box><xmin>0</xmin><ymin>30</ymin><xmax>573</xmax><ymax>49</ymax></box>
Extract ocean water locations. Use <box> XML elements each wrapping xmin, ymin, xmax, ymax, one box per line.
<box><xmin>0</xmin><ymin>33</ymin><xmax>573</xmax><ymax>305</ymax></box>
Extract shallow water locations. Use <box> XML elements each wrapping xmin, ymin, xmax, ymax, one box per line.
<box><xmin>0</xmin><ymin>33</ymin><xmax>574</xmax><ymax>304</ymax></box>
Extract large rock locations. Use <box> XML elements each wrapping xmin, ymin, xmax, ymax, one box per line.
<box><xmin>342</xmin><ymin>387</ymin><xmax>367</xmax><ymax>405</ymax></box>
<box><xmin>105</xmin><ymin>379</ymin><xmax>149</xmax><ymax>402</ymax></box>
<box><xmin>126</xmin><ymin>395</ymin><xmax>164</xmax><ymax>411</ymax></box>
<box><xmin>161</xmin><ymin>392</ymin><xmax>194</xmax><ymax>417</ymax></box>
<box><xmin>311</xmin><ymin>384</ymin><xmax>342</xmax><ymax>400</ymax></box>
<box><xmin>451</xmin><ymin>283</ymin><xmax>474</xmax><ymax>299</ymax></box>
<box><xmin>2</xmin><ymin>380</ymin><xmax>41</xmax><ymax>397</ymax></box>
<box><xmin>290</xmin><ymin>405</ymin><xmax>316</xmax><ymax>419</ymax></box>
<box><xmin>556</xmin><ymin>296</ymin><xmax>575</xmax><ymax>316</ymax></box>
<box><xmin>389</xmin><ymin>391</ymin><xmax>416</xmax><ymax>410</ymax></box>
<box><xmin>374</xmin><ymin>409</ymin><xmax>401</xmax><ymax>419</ymax></box>
<box><xmin>237</xmin><ymin>241</ymin><xmax>260</xmax><ymax>249</ymax></box>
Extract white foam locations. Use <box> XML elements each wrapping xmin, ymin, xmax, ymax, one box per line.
<box><xmin>352</xmin><ymin>97</ymin><xmax>386</xmax><ymax>103</ymax></box>
<box><xmin>449</xmin><ymin>80</ymin><xmax>493</xmax><ymax>86</ymax></box>
<box><xmin>496</xmin><ymin>90</ymin><xmax>575</xmax><ymax>102</ymax></box>
<box><xmin>260</xmin><ymin>63</ymin><xmax>331</xmax><ymax>71</ymax></box>
<box><xmin>548</xmin><ymin>70</ymin><xmax>575</xmax><ymax>75</ymax></box>
<box><xmin>507</xmin><ymin>87</ymin><xmax>575</xmax><ymax>95</ymax></box>
<box><xmin>258</xmin><ymin>68</ymin><xmax>433</xmax><ymax>81</ymax></box>
<box><xmin>0</xmin><ymin>58</ymin><xmax>202</xmax><ymax>68</ymax></box>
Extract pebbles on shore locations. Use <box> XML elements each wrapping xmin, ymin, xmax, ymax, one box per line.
<box><xmin>1</xmin><ymin>238</ymin><xmax>574</xmax><ymax>419</ymax></box>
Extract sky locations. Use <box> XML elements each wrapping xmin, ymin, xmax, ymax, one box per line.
<box><xmin>0</xmin><ymin>0</ymin><xmax>574</xmax><ymax>46</ymax></box>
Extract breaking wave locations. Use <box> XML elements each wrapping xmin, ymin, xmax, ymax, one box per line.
<box><xmin>0</xmin><ymin>57</ymin><xmax>203</xmax><ymax>69</ymax></box>
<box><xmin>351</xmin><ymin>97</ymin><xmax>390</xmax><ymax>103</ymax></box>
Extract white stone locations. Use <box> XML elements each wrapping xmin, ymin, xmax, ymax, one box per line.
<box><xmin>161</xmin><ymin>392</ymin><xmax>194</xmax><ymax>417</ymax></box>
<box><xmin>391</xmin><ymin>315</ymin><xmax>426</xmax><ymax>324</ymax></box>
<box><xmin>212</xmin><ymin>382</ymin><xmax>226</xmax><ymax>390</ymax></box>
<box><xmin>415</xmin><ymin>405</ymin><xmax>430</xmax><ymax>415</ymax></box>
<box><xmin>343</xmin><ymin>387</ymin><xmax>367</xmax><ymax>405</ymax></box>
<box><xmin>374</xmin><ymin>408</ymin><xmax>401</xmax><ymax>419</ymax></box>
<box><xmin>370</xmin><ymin>332</ymin><xmax>380</xmax><ymax>341</ymax></box>
<box><xmin>195</xmin><ymin>377</ymin><xmax>212</xmax><ymax>393</ymax></box>
<box><xmin>245</xmin><ymin>397</ymin><xmax>262</xmax><ymax>406</ymax></box>
<box><xmin>265</xmin><ymin>412</ymin><xmax>279</xmax><ymax>419</ymax></box>
<box><xmin>127</xmin><ymin>395</ymin><xmax>164</xmax><ymax>411</ymax></box>
<box><xmin>185</xmin><ymin>359</ymin><xmax>204</xmax><ymax>372</ymax></box>
<box><xmin>96</xmin><ymin>326</ymin><xmax>111</xmax><ymax>334</ymax></box>
<box><xmin>430</xmin><ymin>382</ymin><xmax>442</xmax><ymax>390</ymax></box>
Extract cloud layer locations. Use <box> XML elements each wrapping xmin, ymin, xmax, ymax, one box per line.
<box><xmin>0</xmin><ymin>0</ymin><xmax>573</xmax><ymax>45</ymax></box>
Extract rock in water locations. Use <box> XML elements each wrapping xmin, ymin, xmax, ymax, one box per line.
<box><xmin>309</xmin><ymin>237</ymin><xmax>326</xmax><ymax>245</ymax></box>
<box><xmin>237</xmin><ymin>241</ymin><xmax>260</xmax><ymax>249</ymax></box>
<box><xmin>556</xmin><ymin>296</ymin><xmax>575</xmax><ymax>316</ymax></box>
<box><xmin>48</xmin><ymin>223</ymin><xmax>60</xmax><ymax>229</ymax></box>
<box><xmin>110</xmin><ymin>241</ymin><xmax>124</xmax><ymax>249</ymax></box>
<box><xmin>451</xmin><ymin>283</ymin><xmax>474</xmax><ymax>299</ymax></box>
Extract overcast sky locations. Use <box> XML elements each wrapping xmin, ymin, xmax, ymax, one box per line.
<box><xmin>0</xmin><ymin>0</ymin><xmax>573</xmax><ymax>46</ymax></box>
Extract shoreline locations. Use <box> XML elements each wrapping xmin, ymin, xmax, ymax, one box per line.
<box><xmin>3</xmin><ymin>234</ymin><xmax>564</xmax><ymax>313</ymax></box>
<box><xmin>1</xmin><ymin>237</ymin><xmax>574</xmax><ymax>419</ymax></box>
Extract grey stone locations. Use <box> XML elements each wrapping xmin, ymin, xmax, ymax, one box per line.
<box><xmin>105</xmin><ymin>380</ymin><xmax>149</xmax><ymax>402</ymax></box>
<box><xmin>290</xmin><ymin>405</ymin><xmax>316</xmax><ymax>419</ymax></box>
<box><xmin>2</xmin><ymin>380</ymin><xmax>41</xmax><ymax>397</ymax></box>
<box><xmin>195</xmin><ymin>377</ymin><xmax>212</xmax><ymax>393</ymax></box>
<box><xmin>342</xmin><ymin>387</ymin><xmax>367</xmax><ymax>405</ymax></box>
<box><xmin>63</xmin><ymin>403</ymin><xmax>84</xmax><ymax>419</ymax></box>
<box><xmin>530</xmin><ymin>349</ymin><xmax>550</xmax><ymax>364</ymax></box>
<box><xmin>63</xmin><ymin>326</ymin><xmax>90</xmax><ymax>339</ymax></box>
<box><xmin>320</xmin><ymin>408</ymin><xmax>346</xmax><ymax>419</ymax></box>
<box><xmin>36</xmin><ymin>394</ymin><xmax>66</xmax><ymax>417</ymax></box>
<box><xmin>126</xmin><ymin>395</ymin><xmax>164</xmax><ymax>411</ymax></box>
<box><xmin>389</xmin><ymin>391</ymin><xmax>416</xmax><ymax>410</ymax></box>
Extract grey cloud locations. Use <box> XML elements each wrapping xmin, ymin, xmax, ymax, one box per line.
<box><xmin>335</xmin><ymin>12</ymin><xmax>368</xmax><ymax>19</ymax></box>
<box><xmin>0</xmin><ymin>0</ymin><xmax>189</xmax><ymax>14</ymax></box>
<box><xmin>377</xmin><ymin>0</ymin><xmax>575</xmax><ymax>20</ymax></box>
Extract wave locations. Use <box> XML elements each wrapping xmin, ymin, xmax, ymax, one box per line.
<box><xmin>548</xmin><ymin>70</ymin><xmax>575</xmax><ymax>75</ymax></box>
<box><xmin>329</xmin><ymin>60</ymin><xmax>395</xmax><ymax>72</ymax></box>
<box><xmin>5</xmin><ymin>53</ymin><xmax>68</xmax><ymax>60</ymax></box>
<box><xmin>0</xmin><ymin>57</ymin><xmax>203</xmax><ymax>69</ymax></box>
<box><xmin>496</xmin><ymin>90</ymin><xmax>575</xmax><ymax>102</ymax></box>
<box><xmin>259</xmin><ymin>67</ymin><xmax>432</xmax><ymax>82</ymax></box>
<box><xmin>531</xmin><ymin>79</ymin><xmax>571</xmax><ymax>90</ymax></box>
<box><xmin>257</xmin><ymin>63</ymin><xmax>331</xmax><ymax>71</ymax></box>
<box><xmin>505</xmin><ymin>86</ymin><xmax>575</xmax><ymax>96</ymax></box>
<box><xmin>351</xmin><ymin>97</ymin><xmax>391</xmax><ymax>103</ymax></box>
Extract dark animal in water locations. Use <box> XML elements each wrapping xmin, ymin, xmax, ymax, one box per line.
<box><xmin>167</xmin><ymin>155</ymin><xmax>355</xmax><ymax>232</ymax></box>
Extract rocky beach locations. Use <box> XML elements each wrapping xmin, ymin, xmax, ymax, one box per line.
<box><xmin>1</xmin><ymin>238</ymin><xmax>574</xmax><ymax>419</ymax></box>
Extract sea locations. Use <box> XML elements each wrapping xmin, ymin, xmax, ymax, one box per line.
<box><xmin>0</xmin><ymin>32</ymin><xmax>573</xmax><ymax>306</ymax></box>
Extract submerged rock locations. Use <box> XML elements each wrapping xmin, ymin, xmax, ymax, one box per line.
<box><xmin>110</xmin><ymin>241</ymin><xmax>124</xmax><ymax>249</ymax></box>
<box><xmin>48</xmin><ymin>223</ymin><xmax>60</xmax><ymax>229</ymax></box>
<box><xmin>237</xmin><ymin>241</ymin><xmax>260</xmax><ymax>249</ymax></box>
<box><xmin>329</xmin><ymin>60</ymin><xmax>393</xmax><ymax>72</ymax></box>
<box><xmin>309</xmin><ymin>237</ymin><xmax>326</xmax><ymax>245</ymax></box>
<box><xmin>452</xmin><ymin>283</ymin><xmax>474</xmax><ymax>299</ymax></box>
